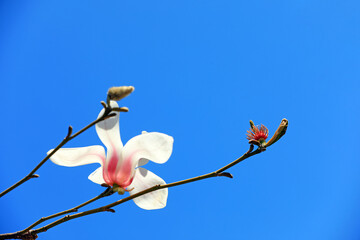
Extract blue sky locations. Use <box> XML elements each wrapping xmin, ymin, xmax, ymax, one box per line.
<box><xmin>0</xmin><ymin>0</ymin><xmax>359</xmax><ymax>239</ymax></box>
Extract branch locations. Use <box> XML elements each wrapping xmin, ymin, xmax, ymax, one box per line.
<box><xmin>0</xmin><ymin>144</ymin><xmax>262</xmax><ymax>239</ymax></box>
<box><xmin>0</xmin><ymin>118</ymin><xmax>288</xmax><ymax>239</ymax></box>
<box><xmin>0</xmin><ymin>105</ymin><xmax>117</xmax><ymax>198</ymax></box>
<box><xmin>0</xmin><ymin>187</ymin><xmax>114</xmax><ymax>240</ymax></box>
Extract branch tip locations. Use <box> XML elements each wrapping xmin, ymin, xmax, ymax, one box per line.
<box><xmin>105</xmin><ymin>208</ymin><xmax>115</xmax><ymax>213</ymax></box>
<box><xmin>246</xmin><ymin>144</ymin><xmax>254</xmax><ymax>154</ymax></box>
<box><xmin>217</xmin><ymin>172</ymin><xmax>233</xmax><ymax>178</ymax></box>
<box><xmin>66</xmin><ymin>126</ymin><xmax>73</xmax><ymax>138</ymax></box>
<box><xmin>119</xmin><ymin>107</ymin><xmax>129</xmax><ymax>112</ymax></box>
<box><xmin>112</xmin><ymin>107</ymin><xmax>129</xmax><ymax>112</ymax></box>
<box><xmin>100</xmin><ymin>101</ymin><xmax>107</xmax><ymax>109</ymax></box>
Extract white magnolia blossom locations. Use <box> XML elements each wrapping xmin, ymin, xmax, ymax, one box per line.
<box><xmin>48</xmin><ymin>101</ymin><xmax>174</xmax><ymax>210</ymax></box>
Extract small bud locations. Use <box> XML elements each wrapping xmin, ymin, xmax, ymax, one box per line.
<box><xmin>112</xmin><ymin>107</ymin><xmax>129</xmax><ymax>112</ymax></box>
<box><xmin>117</xmin><ymin>188</ymin><xmax>126</xmax><ymax>195</ymax></box>
<box><xmin>107</xmin><ymin>86</ymin><xmax>135</xmax><ymax>101</ymax></box>
<box><xmin>249</xmin><ymin>120</ymin><xmax>255</xmax><ymax>131</ymax></box>
<box><xmin>264</xmin><ymin>118</ymin><xmax>288</xmax><ymax>147</ymax></box>
<box><xmin>119</xmin><ymin>107</ymin><xmax>129</xmax><ymax>112</ymax></box>
<box><xmin>112</xmin><ymin>184</ymin><xmax>126</xmax><ymax>195</ymax></box>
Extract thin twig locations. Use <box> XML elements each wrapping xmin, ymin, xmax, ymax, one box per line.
<box><xmin>41</xmin><ymin>145</ymin><xmax>261</xmax><ymax>232</ymax></box>
<box><xmin>1</xmin><ymin>117</ymin><xmax>288</xmax><ymax>239</ymax></box>
<box><xmin>0</xmin><ymin>187</ymin><xmax>114</xmax><ymax>239</ymax></box>
<box><xmin>0</xmin><ymin>106</ymin><xmax>115</xmax><ymax>198</ymax></box>
<box><xmin>0</xmin><ymin>144</ymin><xmax>262</xmax><ymax>239</ymax></box>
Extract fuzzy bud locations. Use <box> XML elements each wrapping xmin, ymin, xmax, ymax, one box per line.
<box><xmin>107</xmin><ymin>86</ymin><xmax>135</xmax><ymax>101</ymax></box>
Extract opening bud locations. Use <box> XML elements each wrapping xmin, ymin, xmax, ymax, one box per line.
<box><xmin>246</xmin><ymin>121</ymin><xmax>269</xmax><ymax>147</ymax></box>
<box><xmin>107</xmin><ymin>86</ymin><xmax>135</xmax><ymax>101</ymax></box>
<box><xmin>264</xmin><ymin>118</ymin><xmax>288</xmax><ymax>148</ymax></box>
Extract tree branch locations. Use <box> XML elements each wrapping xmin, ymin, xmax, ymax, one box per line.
<box><xmin>0</xmin><ymin>118</ymin><xmax>288</xmax><ymax>239</ymax></box>
<box><xmin>0</xmin><ymin>144</ymin><xmax>262</xmax><ymax>239</ymax></box>
<box><xmin>0</xmin><ymin>187</ymin><xmax>114</xmax><ymax>239</ymax></box>
<box><xmin>0</xmin><ymin>105</ymin><xmax>116</xmax><ymax>198</ymax></box>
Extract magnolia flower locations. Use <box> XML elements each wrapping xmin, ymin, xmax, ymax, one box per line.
<box><xmin>49</xmin><ymin>101</ymin><xmax>174</xmax><ymax>210</ymax></box>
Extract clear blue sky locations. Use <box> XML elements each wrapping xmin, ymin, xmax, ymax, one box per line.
<box><xmin>1</xmin><ymin>0</ymin><xmax>359</xmax><ymax>239</ymax></box>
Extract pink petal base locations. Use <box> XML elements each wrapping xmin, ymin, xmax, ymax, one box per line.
<box><xmin>103</xmin><ymin>148</ymin><xmax>135</xmax><ymax>188</ymax></box>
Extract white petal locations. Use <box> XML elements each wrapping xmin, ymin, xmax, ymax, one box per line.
<box><xmin>95</xmin><ymin>100</ymin><xmax>123</xmax><ymax>150</ymax></box>
<box><xmin>48</xmin><ymin>146</ymin><xmax>105</xmax><ymax>167</ymax></box>
<box><xmin>137</xmin><ymin>131</ymin><xmax>149</xmax><ymax>166</ymax></box>
<box><xmin>128</xmin><ymin>168</ymin><xmax>168</xmax><ymax>210</ymax></box>
<box><xmin>123</xmin><ymin>132</ymin><xmax>174</xmax><ymax>167</ymax></box>
<box><xmin>88</xmin><ymin>167</ymin><xmax>105</xmax><ymax>185</ymax></box>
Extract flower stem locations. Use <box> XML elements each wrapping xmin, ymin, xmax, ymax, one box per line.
<box><xmin>0</xmin><ymin>107</ymin><xmax>115</xmax><ymax>198</ymax></box>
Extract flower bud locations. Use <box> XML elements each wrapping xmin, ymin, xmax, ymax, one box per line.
<box><xmin>107</xmin><ymin>86</ymin><xmax>135</xmax><ymax>101</ymax></box>
<box><xmin>264</xmin><ymin>118</ymin><xmax>288</xmax><ymax>147</ymax></box>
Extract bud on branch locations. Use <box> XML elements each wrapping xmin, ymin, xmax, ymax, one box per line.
<box><xmin>265</xmin><ymin>118</ymin><xmax>288</xmax><ymax>147</ymax></box>
<box><xmin>107</xmin><ymin>86</ymin><xmax>135</xmax><ymax>102</ymax></box>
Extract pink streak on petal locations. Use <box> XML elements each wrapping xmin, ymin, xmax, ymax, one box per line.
<box><xmin>107</xmin><ymin>148</ymin><xmax>119</xmax><ymax>185</ymax></box>
<box><xmin>102</xmin><ymin>157</ymin><xmax>112</xmax><ymax>185</ymax></box>
<box><xmin>115</xmin><ymin>151</ymin><xmax>138</xmax><ymax>188</ymax></box>
<box><xmin>102</xmin><ymin>146</ymin><xmax>120</xmax><ymax>186</ymax></box>
<box><xmin>103</xmin><ymin>166</ymin><xmax>112</xmax><ymax>186</ymax></box>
